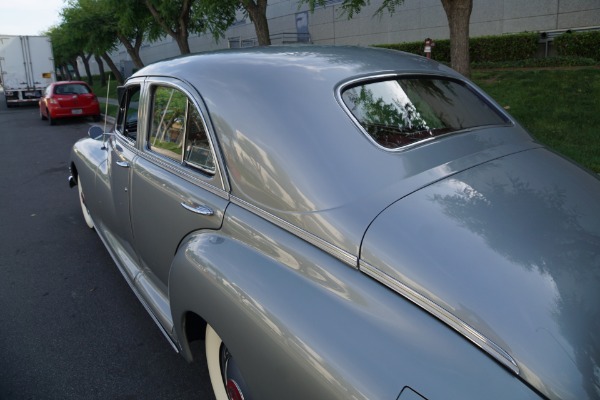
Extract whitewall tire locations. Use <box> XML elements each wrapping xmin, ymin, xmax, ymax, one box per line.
<box><xmin>206</xmin><ymin>324</ymin><xmax>229</xmax><ymax>400</ymax></box>
<box><xmin>78</xmin><ymin>179</ymin><xmax>95</xmax><ymax>229</ymax></box>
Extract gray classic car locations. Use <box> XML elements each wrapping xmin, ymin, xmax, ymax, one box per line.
<box><xmin>69</xmin><ymin>46</ymin><xmax>600</xmax><ymax>400</ymax></box>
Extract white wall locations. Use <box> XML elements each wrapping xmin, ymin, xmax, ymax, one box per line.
<box><xmin>83</xmin><ymin>0</ymin><xmax>599</xmax><ymax>76</ymax></box>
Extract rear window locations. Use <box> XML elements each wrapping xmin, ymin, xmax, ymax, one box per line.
<box><xmin>54</xmin><ymin>84</ymin><xmax>91</xmax><ymax>95</ymax></box>
<box><xmin>341</xmin><ymin>77</ymin><xmax>509</xmax><ymax>149</ymax></box>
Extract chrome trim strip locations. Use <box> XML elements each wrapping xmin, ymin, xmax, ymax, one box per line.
<box><xmin>91</xmin><ymin>220</ymin><xmax>179</xmax><ymax>353</ymax></box>
<box><xmin>360</xmin><ymin>260</ymin><xmax>520</xmax><ymax>375</ymax></box>
<box><xmin>140</xmin><ymin>150</ymin><xmax>229</xmax><ymax>200</ymax></box>
<box><xmin>231</xmin><ymin>196</ymin><xmax>358</xmax><ymax>268</ymax></box>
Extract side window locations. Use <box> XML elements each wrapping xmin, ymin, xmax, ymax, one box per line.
<box><xmin>185</xmin><ymin>106</ymin><xmax>215</xmax><ymax>173</ymax></box>
<box><xmin>149</xmin><ymin>85</ymin><xmax>215</xmax><ymax>175</ymax></box>
<box><xmin>116</xmin><ymin>85</ymin><xmax>141</xmax><ymax>143</ymax></box>
<box><xmin>149</xmin><ymin>86</ymin><xmax>186</xmax><ymax>161</ymax></box>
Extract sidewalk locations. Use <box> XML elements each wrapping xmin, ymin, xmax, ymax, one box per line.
<box><xmin>98</xmin><ymin>97</ymin><xmax>118</xmax><ymax>106</ymax></box>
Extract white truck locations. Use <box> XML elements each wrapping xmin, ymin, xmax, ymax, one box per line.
<box><xmin>0</xmin><ymin>35</ymin><xmax>55</xmax><ymax>107</ymax></box>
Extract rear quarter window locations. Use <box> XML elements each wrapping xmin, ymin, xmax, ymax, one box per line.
<box><xmin>341</xmin><ymin>77</ymin><xmax>510</xmax><ymax>149</ymax></box>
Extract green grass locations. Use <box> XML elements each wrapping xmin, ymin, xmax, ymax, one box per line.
<box><xmin>89</xmin><ymin>78</ymin><xmax>119</xmax><ymax>119</ymax></box>
<box><xmin>473</xmin><ymin>68</ymin><xmax>600</xmax><ymax>173</ymax></box>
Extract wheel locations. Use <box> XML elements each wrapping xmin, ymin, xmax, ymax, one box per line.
<box><xmin>77</xmin><ymin>178</ymin><xmax>95</xmax><ymax>229</ymax></box>
<box><xmin>47</xmin><ymin>109</ymin><xmax>56</xmax><ymax>125</ymax></box>
<box><xmin>206</xmin><ymin>324</ymin><xmax>252</xmax><ymax>400</ymax></box>
<box><xmin>93</xmin><ymin>114</ymin><xmax>102</xmax><ymax>122</ymax></box>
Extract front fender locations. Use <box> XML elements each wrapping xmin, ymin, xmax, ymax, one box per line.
<box><xmin>169</xmin><ymin>205</ymin><xmax>542</xmax><ymax>400</ymax></box>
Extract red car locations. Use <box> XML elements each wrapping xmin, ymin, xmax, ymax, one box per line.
<box><xmin>39</xmin><ymin>81</ymin><xmax>101</xmax><ymax>125</ymax></box>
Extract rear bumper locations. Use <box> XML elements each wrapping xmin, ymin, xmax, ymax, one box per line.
<box><xmin>49</xmin><ymin>104</ymin><xmax>101</xmax><ymax>119</ymax></box>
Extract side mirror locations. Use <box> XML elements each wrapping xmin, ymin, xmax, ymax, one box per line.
<box><xmin>88</xmin><ymin>125</ymin><xmax>105</xmax><ymax>140</ymax></box>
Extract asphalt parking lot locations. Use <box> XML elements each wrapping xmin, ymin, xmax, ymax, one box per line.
<box><xmin>0</xmin><ymin>92</ymin><xmax>213</xmax><ymax>399</ymax></box>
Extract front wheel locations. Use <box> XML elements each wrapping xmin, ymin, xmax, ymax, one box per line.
<box><xmin>77</xmin><ymin>179</ymin><xmax>95</xmax><ymax>229</ymax></box>
<box><xmin>206</xmin><ymin>324</ymin><xmax>252</xmax><ymax>400</ymax></box>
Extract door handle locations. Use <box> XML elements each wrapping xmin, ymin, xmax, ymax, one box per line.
<box><xmin>116</xmin><ymin>161</ymin><xmax>130</xmax><ymax>168</ymax></box>
<box><xmin>180</xmin><ymin>202</ymin><xmax>214</xmax><ymax>216</ymax></box>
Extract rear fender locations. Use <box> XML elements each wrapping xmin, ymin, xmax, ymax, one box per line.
<box><xmin>168</xmin><ymin>204</ymin><xmax>541</xmax><ymax>400</ymax></box>
<box><xmin>168</xmin><ymin>204</ymin><xmax>376</xmax><ymax>398</ymax></box>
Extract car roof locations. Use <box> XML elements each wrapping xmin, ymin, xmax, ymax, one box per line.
<box><xmin>132</xmin><ymin>45</ymin><xmax>458</xmax><ymax>86</ymax></box>
<box><xmin>128</xmin><ymin>46</ymin><xmax>532</xmax><ymax>259</ymax></box>
<box><xmin>54</xmin><ymin>81</ymin><xmax>89</xmax><ymax>86</ymax></box>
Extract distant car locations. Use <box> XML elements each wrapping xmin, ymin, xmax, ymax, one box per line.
<box><xmin>39</xmin><ymin>81</ymin><xmax>100</xmax><ymax>125</ymax></box>
<box><xmin>68</xmin><ymin>46</ymin><xmax>600</xmax><ymax>400</ymax></box>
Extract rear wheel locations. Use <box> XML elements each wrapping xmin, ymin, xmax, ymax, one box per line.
<box><xmin>47</xmin><ymin>109</ymin><xmax>56</xmax><ymax>125</ymax></box>
<box><xmin>77</xmin><ymin>179</ymin><xmax>94</xmax><ymax>229</ymax></box>
<box><xmin>206</xmin><ymin>324</ymin><xmax>252</xmax><ymax>400</ymax></box>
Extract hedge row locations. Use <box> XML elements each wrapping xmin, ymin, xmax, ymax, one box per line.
<box><xmin>376</xmin><ymin>33</ymin><xmax>539</xmax><ymax>63</ymax></box>
<box><xmin>555</xmin><ymin>31</ymin><xmax>600</xmax><ymax>61</ymax></box>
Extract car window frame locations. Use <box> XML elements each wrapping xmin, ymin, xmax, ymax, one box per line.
<box><xmin>115</xmin><ymin>82</ymin><xmax>143</xmax><ymax>146</ymax></box>
<box><xmin>140</xmin><ymin>77</ymin><xmax>228</xmax><ymax>193</ymax></box>
<box><xmin>337</xmin><ymin>72</ymin><xmax>514</xmax><ymax>152</ymax></box>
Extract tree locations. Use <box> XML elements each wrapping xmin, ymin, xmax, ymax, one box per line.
<box><xmin>144</xmin><ymin>0</ymin><xmax>237</xmax><ymax>54</ymax></box>
<box><xmin>107</xmin><ymin>0</ymin><xmax>165</xmax><ymax>69</ymax></box>
<box><xmin>303</xmin><ymin>0</ymin><xmax>473</xmax><ymax>77</ymax></box>
<box><xmin>240</xmin><ymin>0</ymin><xmax>270</xmax><ymax>45</ymax></box>
<box><xmin>61</xmin><ymin>0</ymin><xmax>124</xmax><ymax>84</ymax></box>
<box><xmin>46</xmin><ymin>24</ymin><xmax>82</xmax><ymax>81</ymax></box>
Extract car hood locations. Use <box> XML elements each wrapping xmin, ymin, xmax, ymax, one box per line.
<box><xmin>360</xmin><ymin>148</ymin><xmax>600</xmax><ymax>400</ymax></box>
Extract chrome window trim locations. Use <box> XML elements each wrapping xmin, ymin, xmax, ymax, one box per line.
<box><xmin>360</xmin><ymin>260</ymin><xmax>520</xmax><ymax>375</ymax></box>
<box><xmin>231</xmin><ymin>196</ymin><xmax>358</xmax><ymax>268</ymax></box>
<box><xmin>139</xmin><ymin>149</ymin><xmax>229</xmax><ymax>200</ymax></box>
<box><xmin>142</xmin><ymin>78</ymin><xmax>229</xmax><ymax>193</ymax></box>
<box><xmin>336</xmin><ymin>73</ymin><xmax>512</xmax><ymax>153</ymax></box>
<box><xmin>113</xmin><ymin>132</ymin><xmax>139</xmax><ymax>154</ymax></box>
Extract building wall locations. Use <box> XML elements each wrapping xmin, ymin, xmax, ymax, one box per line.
<box><xmin>85</xmin><ymin>0</ymin><xmax>600</xmax><ymax>76</ymax></box>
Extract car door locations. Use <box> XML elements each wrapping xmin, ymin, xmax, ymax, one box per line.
<box><xmin>102</xmin><ymin>81</ymin><xmax>143</xmax><ymax>277</ymax></box>
<box><xmin>129</xmin><ymin>78</ymin><xmax>229</xmax><ymax>334</ymax></box>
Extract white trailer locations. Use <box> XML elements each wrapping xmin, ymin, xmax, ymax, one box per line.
<box><xmin>0</xmin><ymin>35</ymin><xmax>55</xmax><ymax>107</ymax></box>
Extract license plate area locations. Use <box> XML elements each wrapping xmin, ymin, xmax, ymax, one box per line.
<box><xmin>71</xmin><ymin>109</ymin><xmax>83</xmax><ymax>115</ymax></box>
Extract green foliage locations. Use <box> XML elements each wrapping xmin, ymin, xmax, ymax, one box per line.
<box><xmin>554</xmin><ymin>31</ymin><xmax>600</xmax><ymax>61</ymax></box>
<box><xmin>301</xmin><ymin>0</ymin><xmax>406</xmax><ymax>18</ymax></box>
<box><xmin>470</xmin><ymin>33</ymin><xmax>538</xmax><ymax>62</ymax></box>
<box><xmin>472</xmin><ymin>56</ymin><xmax>598</xmax><ymax>69</ymax></box>
<box><xmin>146</xmin><ymin>0</ymin><xmax>237</xmax><ymax>40</ymax></box>
<box><xmin>375</xmin><ymin>33</ymin><xmax>538</xmax><ymax>63</ymax></box>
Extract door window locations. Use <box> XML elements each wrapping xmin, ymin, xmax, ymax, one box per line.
<box><xmin>116</xmin><ymin>85</ymin><xmax>141</xmax><ymax>143</ymax></box>
<box><xmin>148</xmin><ymin>85</ymin><xmax>216</xmax><ymax>175</ymax></box>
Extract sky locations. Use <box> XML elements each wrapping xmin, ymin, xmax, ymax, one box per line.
<box><xmin>0</xmin><ymin>0</ymin><xmax>65</xmax><ymax>36</ymax></box>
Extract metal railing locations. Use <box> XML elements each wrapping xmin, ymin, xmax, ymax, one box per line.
<box><xmin>228</xmin><ymin>32</ymin><xmax>312</xmax><ymax>48</ymax></box>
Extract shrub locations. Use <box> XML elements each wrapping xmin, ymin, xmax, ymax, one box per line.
<box><xmin>554</xmin><ymin>31</ymin><xmax>600</xmax><ymax>61</ymax></box>
<box><xmin>375</xmin><ymin>33</ymin><xmax>538</xmax><ymax>63</ymax></box>
<box><xmin>470</xmin><ymin>33</ymin><xmax>538</xmax><ymax>62</ymax></box>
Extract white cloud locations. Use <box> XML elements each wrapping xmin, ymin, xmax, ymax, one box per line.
<box><xmin>0</xmin><ymin>0</ymin><xmax>65</xmax><ymax>36</ymax></box>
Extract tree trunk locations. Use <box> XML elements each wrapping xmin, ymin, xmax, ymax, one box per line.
<box><xmin>95</xmin><ymin>55</ymin><xmax>106</xmax><ymax>86</ymax></box>
<box><xmin>60</xmin><ymin>65</ymin><xmax>71</xmax><ymax>81</ymax></box>
<box><xmin>440</xmin><ymin>0</ymin><xmax>472</xmax><ymax>78</ymax></box>
<box><xmin>71</xmin><ymin>59</ymin><xmax>82</xmax><ymax>80</ymax></box>
<box><xmin>175</xmin><ymin>33</ymin><xmax>191</xmax><ymax>54</ymax></box>
<box><xmin>81</xmin><ymin>53</ymin><xmax>94</xmax><ymax>85</ymax></box>
<box><xmin>101</xmin><ymin>52</ymin><xmax>124</xmax><ymax>85</ymax></box>
<box><xmin>117</xmin><ymin>33</ymin><xmax>145</xmax><ymax>69</ymax></box>
<box><xmin>242</xmin><ymin>0</ymin><xmax>271</xmax><ymax>46</ymax></box>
